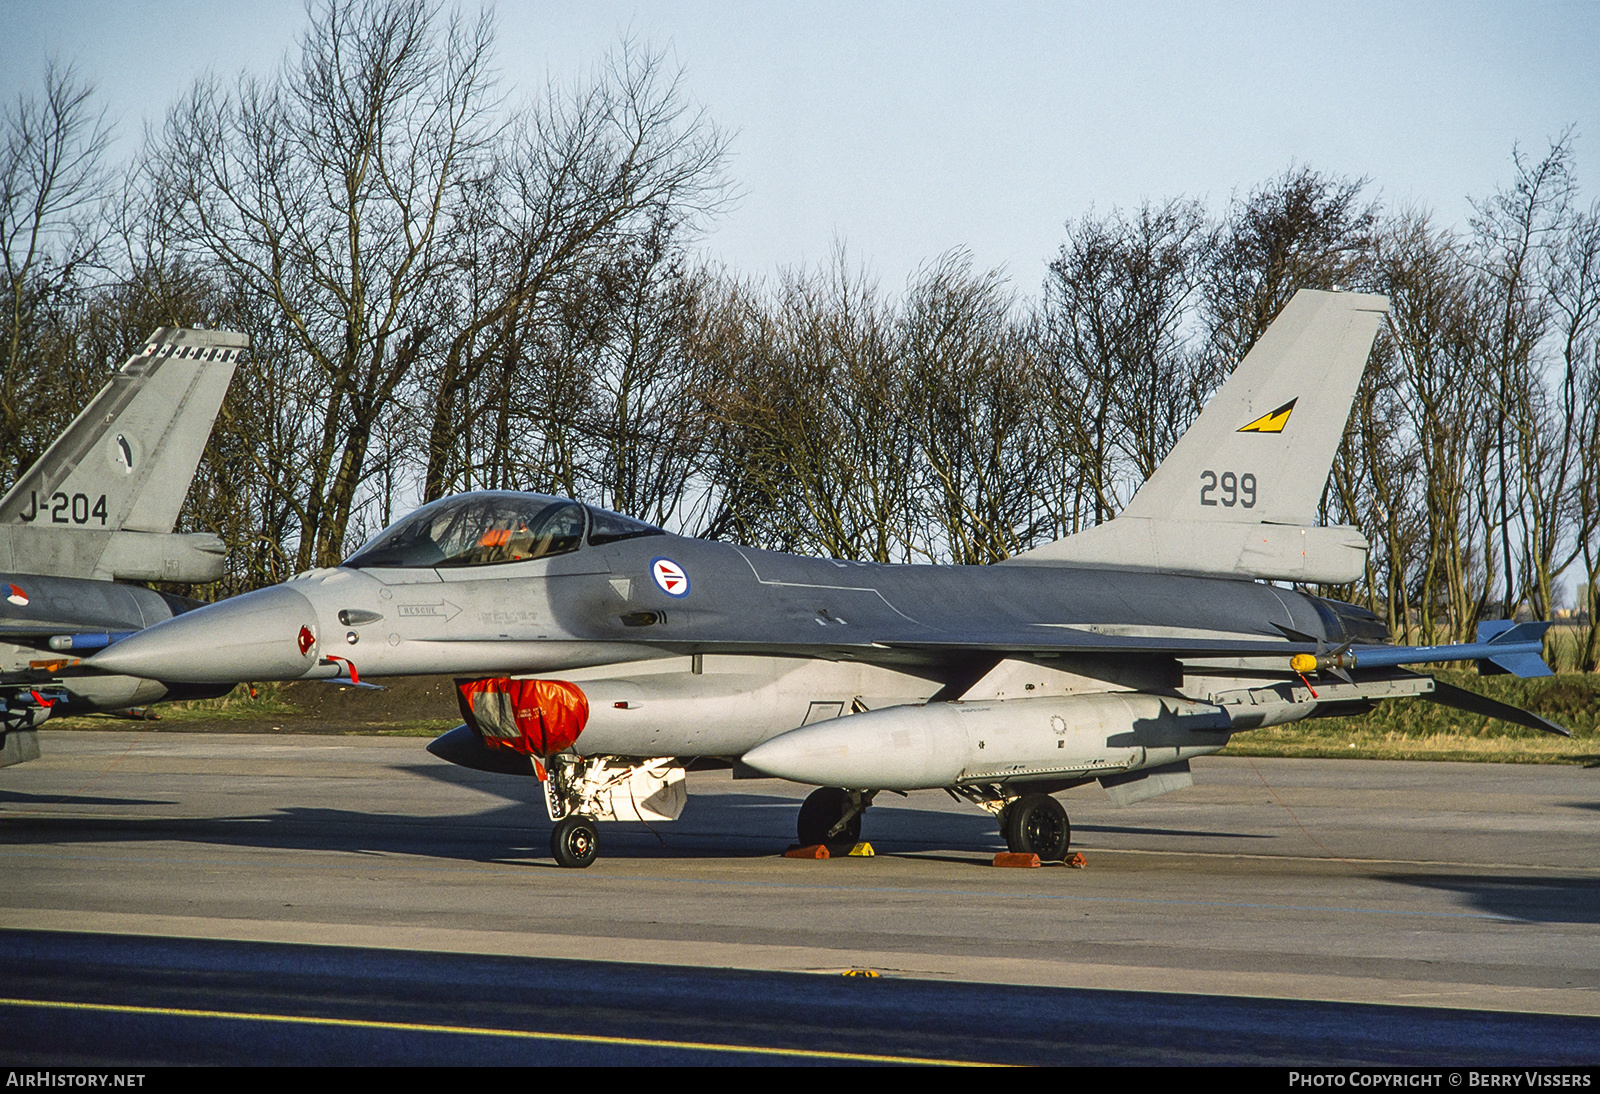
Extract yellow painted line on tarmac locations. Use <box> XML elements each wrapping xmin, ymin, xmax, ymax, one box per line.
<box><xmin>0</xmin><ymin>996</ymin><xmax>1001</xmax><ymax>1067</ymax></box>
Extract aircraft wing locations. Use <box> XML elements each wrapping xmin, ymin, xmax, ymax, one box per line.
<box><xmin>490</xmin><ymin>624</ymin><xmax>1319</xmax><ymax>669</ymax></box>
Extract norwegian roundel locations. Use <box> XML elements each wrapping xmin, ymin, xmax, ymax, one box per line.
<box><xmin>651</xmin><ymin>557</ymin><xmax>690</xmax><ymax>597</ymax></box>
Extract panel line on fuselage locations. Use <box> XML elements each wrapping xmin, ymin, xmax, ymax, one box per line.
<box><xmin>726</xmin><ymin>544</ymin><xmax>928</xmax><ymax>625</ymax></box>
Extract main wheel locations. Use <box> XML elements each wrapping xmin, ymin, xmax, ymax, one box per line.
<box><xmin>796</xmin><ymin>787</ymin><xmax>862</xmax><ymax>852</ymax></box>
<box><xmin>551</xmin><ymin>814</ymin><xmax>599</xmax><ymax>868</ymax></box>
<box><xmin>1004</xmin><ymin>793</ymin><xmax>1070</xmax><ymax>861</ymax></box>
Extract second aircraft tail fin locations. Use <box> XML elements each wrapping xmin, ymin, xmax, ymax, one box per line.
<box><xmin>0</xmin><ymin>328</ymin><xmax>245</xmax><ymax>581</ymax></box>
<box><xmin>0</xmin><ymin>328</ymin><xmax>247</xmax><ymax>533</ymax></box>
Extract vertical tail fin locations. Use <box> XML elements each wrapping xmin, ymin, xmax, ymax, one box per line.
<box><xmin>1117</xmin><ymin>289</ymin><xmax>1388</xmax><ymax>526</ymax></box>
<box><xmin>1008</xmin><ymin>290</ymin><xmax>1387</xmax><ymax>582</ymax></box>
<box><xmin>0</xmin><ymin>328</ymin><xmax>246</xmax><ymax>533</ymax></box>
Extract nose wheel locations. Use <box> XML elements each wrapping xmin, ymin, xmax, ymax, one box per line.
<box><xmin>1003</xmin><ymin>793</ymin><xmax>1070</xmax><ymax>862</ymax></box>
<box><xmin>551</xmin><ymin>814</ymin><xmax>599</xmax><ymax>868</ymax></box>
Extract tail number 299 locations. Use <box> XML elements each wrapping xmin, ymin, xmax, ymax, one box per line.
<box><xmin>1199</xmin><ymin>471</ymin><xmax>1255</xmax><ymax>509</ymax></box>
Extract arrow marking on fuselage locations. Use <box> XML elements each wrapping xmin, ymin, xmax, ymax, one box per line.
<box><xmin>398</xmin><ymin>600</ymin><xmax>462</xmax><ymax>622</ymax></box>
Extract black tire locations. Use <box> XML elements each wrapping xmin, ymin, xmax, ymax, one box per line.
<box><xmin>796</xmin><ymin>787</ymin><xmax>862</xmax><ymax>852</ymax></box>
<box><xmin>1004</xmin><ymin>793</ymin><xmax>1070</xmax><ymax>861</ymax></box>
<box><xmin>551</xmin><ymin>814</ymin><xmax>599</xmax><ymax>868</ymax></box>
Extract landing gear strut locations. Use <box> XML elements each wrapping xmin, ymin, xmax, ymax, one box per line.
<box><xmin>1003</xmin><ymin>793</ymin><xmax>1070</xmax><ymax>861</ymax></box>
<box><xmin>539</xmin><ymin>754</ymin><xmax>687</xmax><ymax>867</ymax></box>
<box><xmin>550</xmin><ymin>814</ymin><xmax>599</xmax><ymax>869</ymax></box>
<box><xmin>797</xmin><ymin>787</ymin><xmax>872</xmax><ymax>852</ymax></box>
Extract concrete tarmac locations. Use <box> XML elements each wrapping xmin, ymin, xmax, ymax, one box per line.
<box><xmin>2</xmin><ymin>729</ymin><xmax>1598</xmax><ymax>1063</ymax></box>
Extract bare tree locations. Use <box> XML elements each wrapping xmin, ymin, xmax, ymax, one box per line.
<box><xmin>1368</xmin><ymin>212</ymin><xmax>1491</xmax><ymax>641</ymax></box>
<box><xmin>1469</xmin><ymin>134</ymin><xmax>1577</xmax><ymax>621</ymax></box>
<box><xmin>0</xmin><ymin>63</ymin><xmax>112</xmax><ymax>491</ymax></box>
<box><xmin>1548</xmin><ymin>203</ymin><xmax>1600</xmax><ymax>668</ymax></box>
<box><xmin>418</xmin><ymin>44</ymin><xmax>730</xmax><ymax>504</ymax></box>
<box><xmin>1036</xmin><ymin>200</ymin><xmax>1211</xmax><ymax>529</ymax></box>
<box><xmin>156</xmin><ymin>0</ymin><xmax>500</xmax><ymax>568</ymax></box>
<box><xmin>904</xmin><ymin>251</ymin><xmax>1043</xmax><ymax>562</ymax></box>
<box><xmin>1204</xmin><ymin>166</ymin><xmax>1378</xmax><ymax>365</ymax></box>
<box><xmin>702</xmin><ymin>250</ymin><xmax>920</xmax><ymax>561</ymax></box>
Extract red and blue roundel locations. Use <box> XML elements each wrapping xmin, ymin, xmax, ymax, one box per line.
<box><xmin>651</xmin><ymin>557</ymin><xmax>690</xmax><ymax>597</ymax></box>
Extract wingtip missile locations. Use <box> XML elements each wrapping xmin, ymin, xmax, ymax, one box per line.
<box><xmin>1291</xmin><ymin>624</ymin><xmax>1555</xmax><ymax>680</ymax></box>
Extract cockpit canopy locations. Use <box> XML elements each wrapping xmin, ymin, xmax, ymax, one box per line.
<box><xmin>342</xmin><ymin>491</ymin><xmax>663</xmax><ymax>569</ymax></box>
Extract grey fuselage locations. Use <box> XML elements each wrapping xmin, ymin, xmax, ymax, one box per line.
<box><xmin>84</xmin><ymin>528</ymin><xmax>1382</xmax><ymax>763</ymax></box>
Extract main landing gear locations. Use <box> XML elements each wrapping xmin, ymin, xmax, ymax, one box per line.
<box><xmin>793</xmin><ymin>785</ymin><xmax>1072</xmax><ymax>861</ymax></box>
<box><xmin>999</xmin><ymin>793</ymin><xmax>1071</xmax><ymax>862</ymax></box>
<box><xmin>953</xmin><ymin>785</ymin><xmax>1072</xmax><ymax>862</ymax></box>
<box><xmin>796</xmin><ymin>787</ymin><xmax>874</xmax><ymax>853</ymax></box>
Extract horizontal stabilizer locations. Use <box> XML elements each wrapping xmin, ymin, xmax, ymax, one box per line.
<box><xmin>1420</xmin><ymin>680</ymin><xmax>1570</xmax><ymax>737</ymax></box>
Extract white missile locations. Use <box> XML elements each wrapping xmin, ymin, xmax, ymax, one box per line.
<box><xmin>739</xmin><ymin>692</ymin><xmax>1234</xmax><ymax>791</ymax></box>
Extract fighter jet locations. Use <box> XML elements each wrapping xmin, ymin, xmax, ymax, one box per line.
<box><xmin>0</xmin><ymin>328</ymin><xmax>248</xmax><ymax>767</ymax></box>
<box><xmin>82</xmin><ymin>292</ymin><xmax>1567</xmax><ymax>865</ymax></box>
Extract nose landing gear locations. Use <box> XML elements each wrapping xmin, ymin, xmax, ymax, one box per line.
<box><xmin>550</xmin><ymin>814</ymin><xmax>599</xmax><ymax>869</ymax></box>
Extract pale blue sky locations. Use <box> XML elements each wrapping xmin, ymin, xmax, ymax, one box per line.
<box><xmin>4</xmin><ymin>1</ymin><xmax>1597</xmax><ymax>291</ymax></box>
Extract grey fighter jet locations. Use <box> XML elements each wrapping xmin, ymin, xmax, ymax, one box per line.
<box><xmin>83</xmin><ymin>292</ymin><xmax>1566</xmax><ymax>865</ymax></box>
<box><xmin>0</xmin><ymin>328</ymin><xmax>247</xmax><ymax>767</ymax></box>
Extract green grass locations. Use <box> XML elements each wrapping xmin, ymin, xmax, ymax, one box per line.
<box><xmin>154</xmin><ymin>682</ymin><xmax>300</xmax><ymax>720</ymax></box>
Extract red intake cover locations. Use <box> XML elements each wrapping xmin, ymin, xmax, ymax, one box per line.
<box><xmin>456</xmin><ymin>678</ymin><xmax>590</xmax><ymax>756</ymax></box>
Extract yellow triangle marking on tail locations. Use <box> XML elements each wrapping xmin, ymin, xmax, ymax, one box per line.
<box><xmin>1237</xmin><ymin>398</ymin><xmax>1297</xmax><ymax>433</ymax></box>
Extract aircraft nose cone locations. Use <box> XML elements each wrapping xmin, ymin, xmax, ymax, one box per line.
<box><xmin>87</xmin><ymin>585</ymin><xmax>322</xmax><ymax>684</ymax></box>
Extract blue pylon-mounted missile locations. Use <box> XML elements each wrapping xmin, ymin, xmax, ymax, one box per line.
<box><xmin>1291</xmin><ymin>621</ymin><xmax>1554</xmax><ymax>679</ymax></box>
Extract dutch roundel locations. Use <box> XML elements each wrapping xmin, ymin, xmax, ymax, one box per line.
<box><xmin>651</xmin><ymin>557</ymin><xmax>690</xmax><ymax>597</ymax></box>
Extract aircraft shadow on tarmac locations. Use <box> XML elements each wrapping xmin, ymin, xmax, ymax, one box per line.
<box><xmin>1379</xmin><ymin>873</ymin><xmax>1600</xmax><ymax>925</ymax></box>
<box><xmin>2</xmin><ymin>768</ymin><xmax>1277</xmax><ymax>869</ymax></box>
<box><xmin>1072</xmin><ymin>822</ymin><xmax>1269</xmax><ymax>839</ymax></box>
<box><xmin>0</xmin><ymin>790</ymin><xmax>1002</xmax><ymax>864</ymax></box>
<box><xmin>0</xmin><ymin>790</ymin><xmax>178</xmax><ymax>807</ymax></box>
